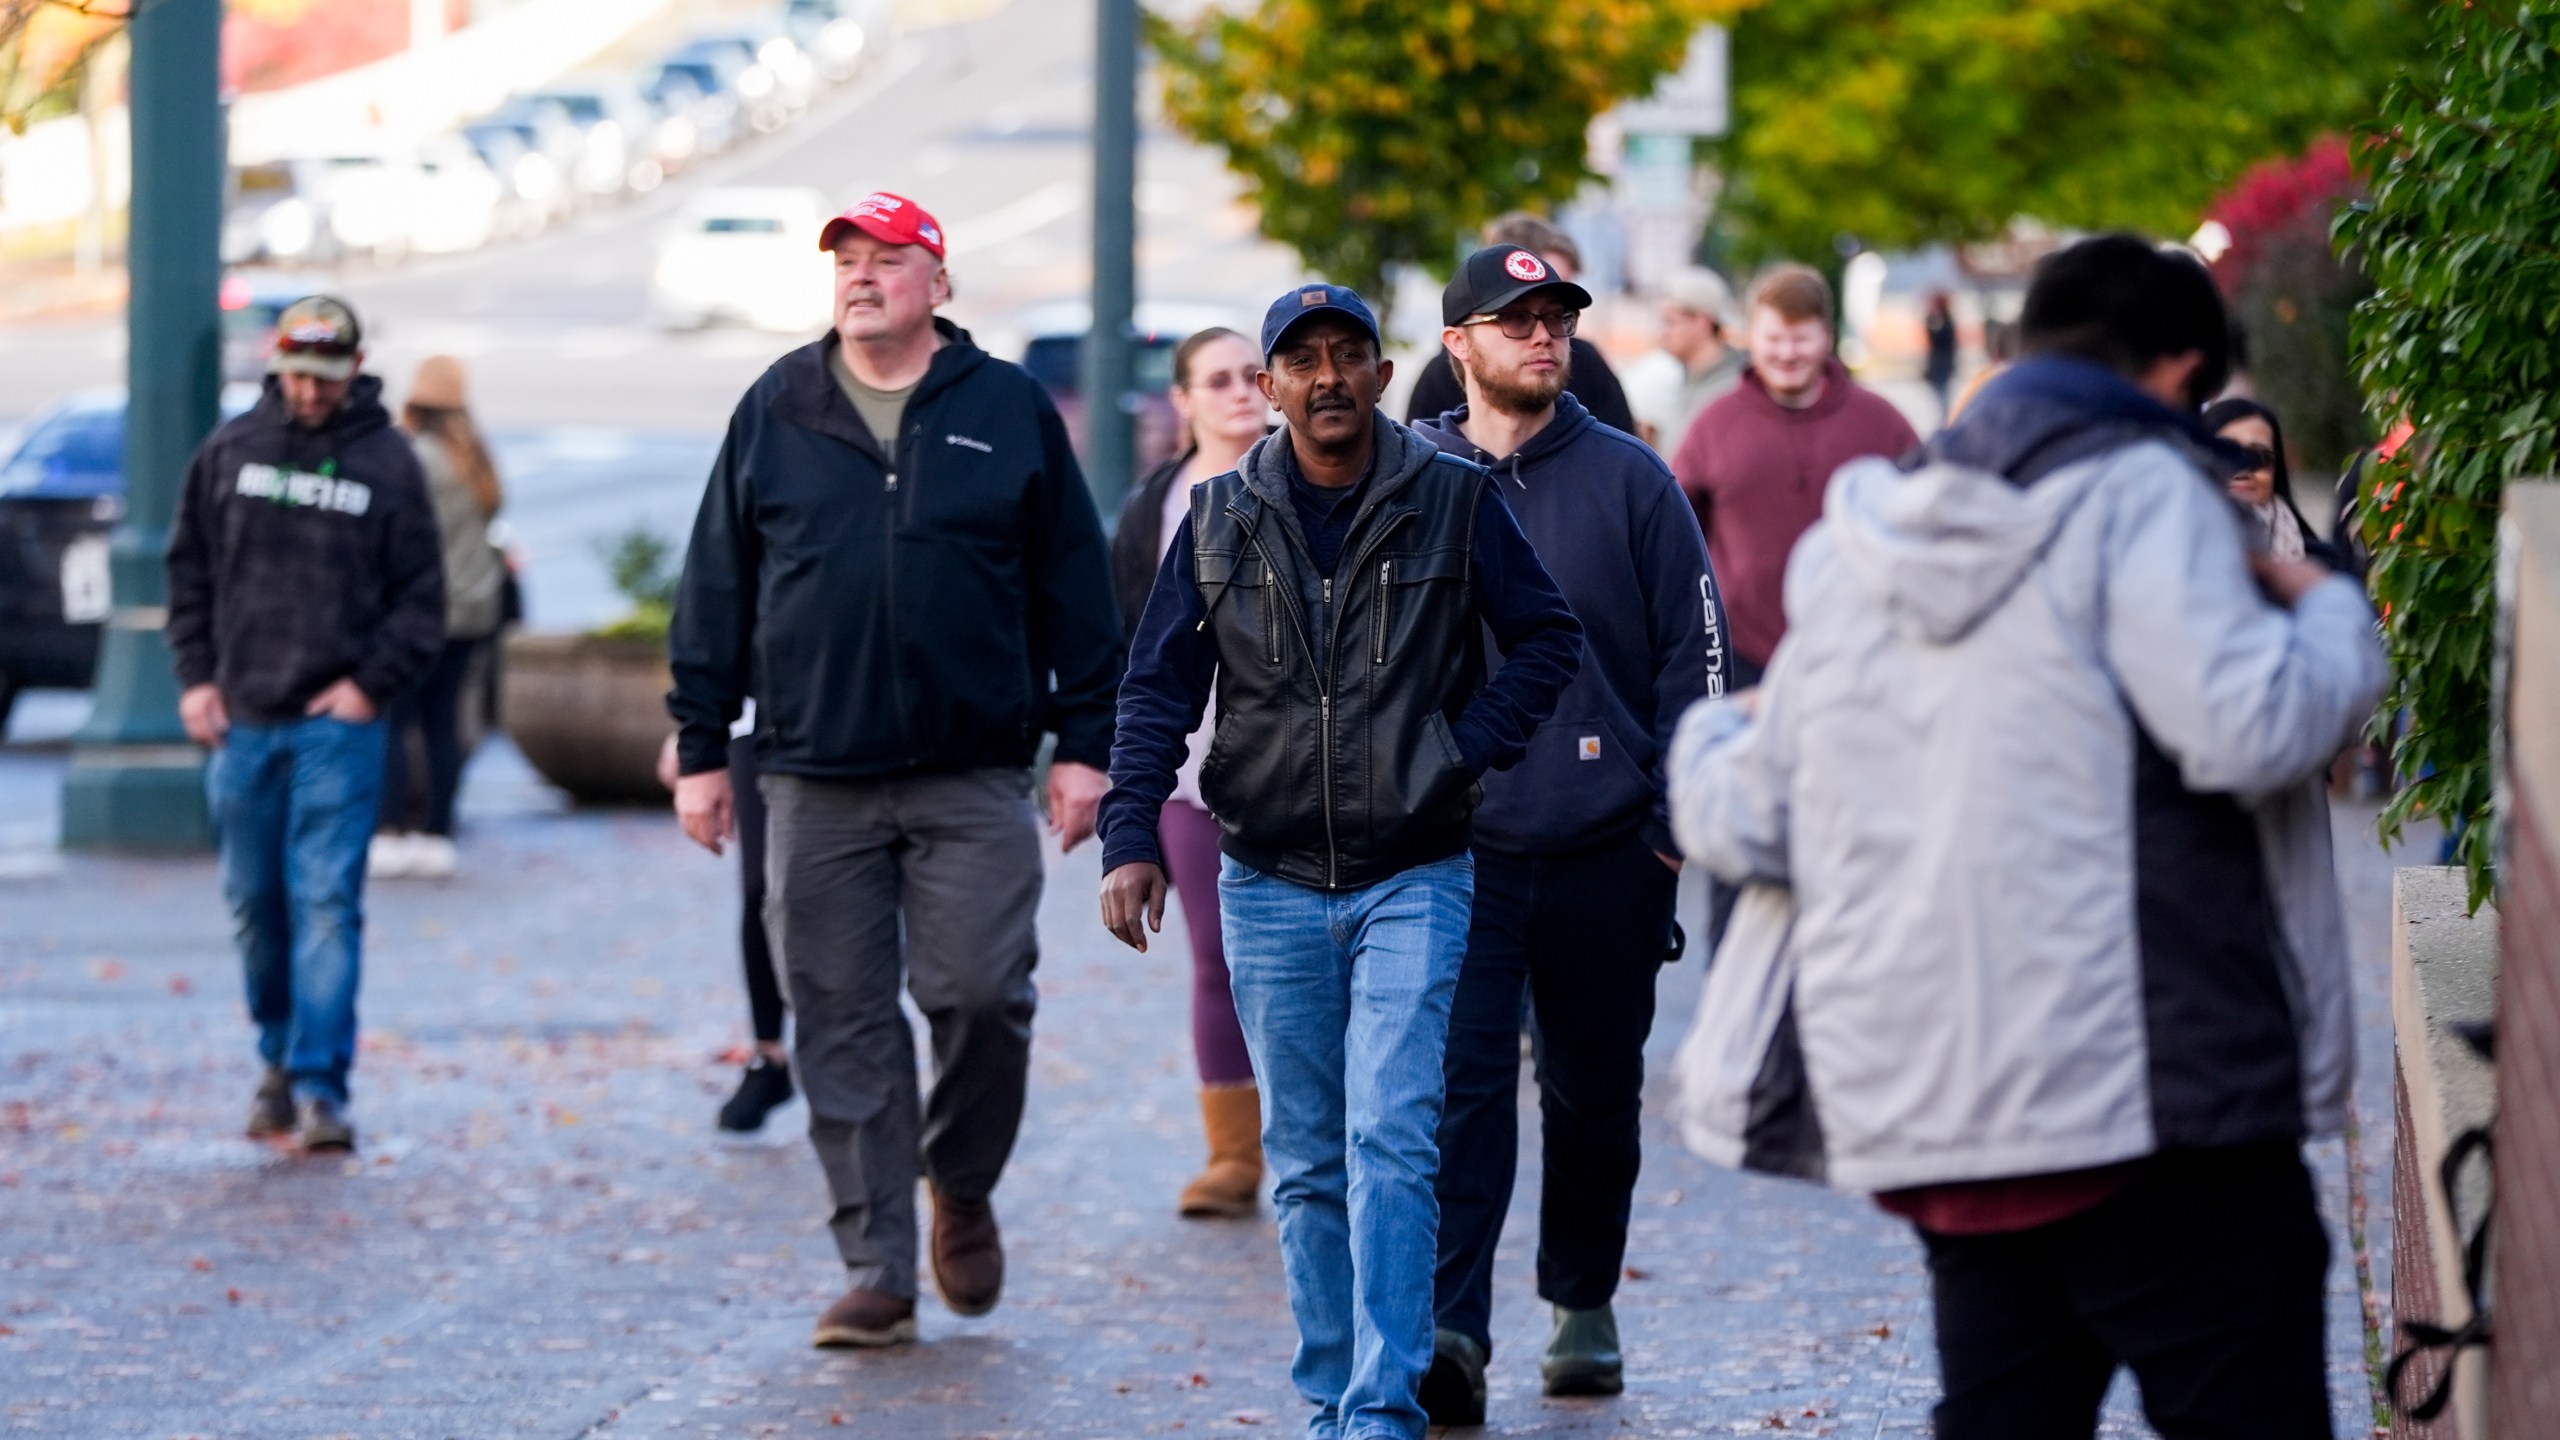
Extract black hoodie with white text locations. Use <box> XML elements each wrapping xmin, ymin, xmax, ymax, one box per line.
<box><xmin>166</xmin><ymin>374</ymin><xmax>446</xmax><ymax>724</ymax></box>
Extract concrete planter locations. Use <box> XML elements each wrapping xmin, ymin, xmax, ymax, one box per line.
<box><xmin>501</xmin><ymin>631</ymin><xmax>670</xmax><ymax>805</ymax></box>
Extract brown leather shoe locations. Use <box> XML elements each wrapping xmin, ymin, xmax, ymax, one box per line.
<box><xmin>811</xmin><ymin>1287</ymin><xmax>916</xmax><ymax>1348</ymax></box>
<box><xmin>929</xmin><ymin>1187</ymin><xmax>1003</xmax><ymax>1317</ymax></box>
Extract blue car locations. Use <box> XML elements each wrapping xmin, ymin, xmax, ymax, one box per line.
<box><xmin>0</xmin><ymin>385</ymin><xmax>254</xmax><ymax>727</ymax></box>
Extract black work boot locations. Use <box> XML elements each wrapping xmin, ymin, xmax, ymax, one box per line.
<box><xmin>1420</xmin><ymin>1327</ymin><xmax>1489</xmax><ymax>1426</ymax></box>
<box><xmin>717</xmin><ymin>1056</ymin><xmax>795</xmax><ymax>1132</ymax></box>
<box><xmin>246</xmin><ymin>1068</ymin><xmax>295</xmax><ymax>1138</ymax></box>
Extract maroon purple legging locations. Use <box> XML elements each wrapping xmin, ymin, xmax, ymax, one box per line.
<box><xmin>1160</xmin><ymin>800</ymin><xmax>1254</xmax><ymax>1087</ymax></box>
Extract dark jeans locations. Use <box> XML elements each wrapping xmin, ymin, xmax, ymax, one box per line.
<box><xmin>1433</xmin><ymin>831</ymin><xmax>1678</xmax><ymax>1350</ymax></box>
<box><xmin>208</xmin><ymin>716</ymin><xmax>385</xmax><ymax>1104</ymax></box>
<box><xmin>731</xmin><ymin>733</ymin><xmax>783</xmax><ymax>1044</ymax></box>
<box><xmin>380</xmin><ymin>637</ymin><xmax>482</xmax><ymax>836</ymax></box>
<box><xmin>1922</xmin><ymin>1144</ymin><xmax>2333</xmax><ymax>1440</ymax></box>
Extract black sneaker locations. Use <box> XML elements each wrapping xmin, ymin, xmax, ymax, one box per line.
<box><xmin>718</xmin><ymin>1057</ymin><xmax>795</xmax><ymax>1132</ymax></box>
<box><xmin>246</xmin><ymin>1068</ymin><xmax>295</xmax><ymax>1138</ymax></box>
<box><xmin>1420</xmin><ymin>1327</ymin><xmax>1489</xmax><ymax>1427</ymax></box>
<box><xmin>297</xmin><ymin>1096</ymin><xmax>356</xmax><ymax>1152</ymax></box>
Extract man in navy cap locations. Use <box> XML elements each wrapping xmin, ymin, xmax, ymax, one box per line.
<box><xmin>1100</xmin><ymin>283</ymin><xmax>1582</xmax><ymax>1440</ymax></box>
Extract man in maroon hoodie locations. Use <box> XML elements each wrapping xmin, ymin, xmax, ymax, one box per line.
<box><xmin>1671</xmin><ymin>264</ymin><xmax>1919</xmax><ymax>686</ymax></box>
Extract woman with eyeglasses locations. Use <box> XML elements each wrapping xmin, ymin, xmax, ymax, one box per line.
<box><xmin>2202</xmin><ymin>397</ymin><xmax>2324</xmax><ymax>566</ymax></box>
<box><xmin>1108</xmin><ymin>325</ymin><xmax>1273</xmax><ymax>1218</ymax></box>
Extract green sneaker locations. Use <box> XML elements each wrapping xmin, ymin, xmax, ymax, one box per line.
<box><xmin>1540</xmin><ymin>1303</ymin><xmax>1623</xmax><ymax>1397</ymax></box>
<box><xmin>1419</xmin><ymin>1326</ymin><xmax>1488</xmax><ymax>1427</ymax></box>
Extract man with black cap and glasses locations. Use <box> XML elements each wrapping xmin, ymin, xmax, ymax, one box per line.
<box><xmin>1099</xmin><ymin>282</ymin><xmax>1582</xmax><ymax>1440</ymax></box>
<box><xmin>1413</xmin><ymin>246</ymin><xmax>1726</xmax><ymax>1423</ymax></box>
<box><xmin>167</xmin><ymin>295</ymin><xmax>446</xmax><ymax>1154</ymax></box>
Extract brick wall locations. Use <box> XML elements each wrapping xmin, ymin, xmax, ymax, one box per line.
<box><xmin>2490</xmin><ymin>483</ymin><xmax>2560</xmax><ymax>1434</ymax></box>
<box><xmin>2489</xmin><ymin>767</ymin><xmax>2560</xmax><ymax>1432</ymax></box>
<box><xmin>2390</xmin><ymin>1053</ymin><xmax>2464</xmax><ymax>1438</ymax></box>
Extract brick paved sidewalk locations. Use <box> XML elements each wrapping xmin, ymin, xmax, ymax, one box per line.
<box><xmin>0</xmin><ymin>742</ymin><xmax>2392</xmax><ymax>1437</ymax></box>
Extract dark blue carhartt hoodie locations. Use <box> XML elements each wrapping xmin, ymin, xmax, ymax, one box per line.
<box><xmin>1420</xmin><ymin>393</ymin><xmax>1728</xmax><ymax>855</ymax></box>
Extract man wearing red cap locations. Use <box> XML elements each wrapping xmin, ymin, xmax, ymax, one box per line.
<box><xmin>667</xmin><ymin>193</ymin><xmax>1123</xmax><ymax>1348</ymax></box>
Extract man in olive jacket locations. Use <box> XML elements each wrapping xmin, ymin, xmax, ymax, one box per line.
<box><xmin>666</xmin><ymin>193</ymin><xmax>1122</xmax><ymax>1350</ymax></box>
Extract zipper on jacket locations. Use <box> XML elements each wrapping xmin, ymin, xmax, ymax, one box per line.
<box><xmin>1372</xmin><ymin>560</ymin><xmax>1391</xmax><ymax>664</ymax></box>
<box><xmin>1319</xmin><ymin>695</ymin><xmax>1337</xmax><ymax>888</ymax></box>
<box><xmin>884</xmin><ymin>468</ymin><xmax>898</xmax><ymax>492</ymax></box>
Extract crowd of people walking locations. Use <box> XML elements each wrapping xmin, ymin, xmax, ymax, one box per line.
<box><xmin>164</xmin><ymin>187</ymin><xmax>2383</xmax><ymax>1440</ymax></box>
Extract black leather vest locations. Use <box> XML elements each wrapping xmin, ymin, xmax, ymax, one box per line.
<box><xmin>1189</xmin><ymin>447</ymin><xmax>1488</xmax><ymax>890</ymax></box>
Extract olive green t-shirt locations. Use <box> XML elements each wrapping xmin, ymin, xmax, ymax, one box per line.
<box><xmin>828</xmin><ymin>345</ymin><xmax>919</xmax><ymax>451</ymax></box>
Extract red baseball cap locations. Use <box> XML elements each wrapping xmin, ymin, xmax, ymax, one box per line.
<box><xmin>818</xmin><ymin>192</ymin><xmax>946</xmax><ymax>258</ymax></box>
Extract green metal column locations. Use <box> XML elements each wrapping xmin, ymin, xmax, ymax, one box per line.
<box><xmin>1082</xmin><ymin>0</ymin><xmax>1138</xmax><ymax>515</ymax></box>
<box><xmin>59</xmin><ymin>0</ymin><xmax>224</xmax><ymax>851</ymax></box>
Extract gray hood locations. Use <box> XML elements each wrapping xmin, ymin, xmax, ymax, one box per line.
<box><xmin>1824</xmin><ymin>454</ymin><xmax>2104</xmax><ymax>646</ymax></box>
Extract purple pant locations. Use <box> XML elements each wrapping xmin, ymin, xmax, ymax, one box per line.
<box><xmin>1161</xmin><ymin>801</ymin><xmax>1254</xmax><ymax>1087</ymax></box>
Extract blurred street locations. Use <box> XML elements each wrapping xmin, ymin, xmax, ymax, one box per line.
<box><xmin>0</xmin><ymin>0</ymin><xmax>1301</xmax><ymax>632</ymax></box>
<box><xmin>0</xmin><ymin>728</ymin><xmax>2403</xmax><ymax>1438</ymax></box>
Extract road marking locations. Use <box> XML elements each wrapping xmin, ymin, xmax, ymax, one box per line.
<box><xmin>944</xmin><ymin>181</ymin><xmax>1081</xmax><ymax>257</ymax></box>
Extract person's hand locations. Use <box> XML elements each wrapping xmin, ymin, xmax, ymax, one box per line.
<box><xmin>179</xmin><ymin>684</ymin><xmax>228</xmax><ymax>747</ymax></box>
<box><xmin>304</xmin><ymin>677</ymin><xmax>375</xmax><ymax>723</ymax></box>
<box><xmin>1047</xmin><ymin>761</ymin><xmax>1108</xmax><ymax>853</ymax></box>
<box><xmin>655</xmin><ymin>733</ymin><xmax>681</xmax><ymax>793</ymax></box>
<box><xmin>675</xmin><ymin>768</ymin><xmax>736</xmax><ymax>855</ymax></box>
<box><xmin>1100</xmin><ymin>861</ymin><xmax>1168</xmax><ymax>952</ymax></box>
<box><xmin>1655</xmin><ymin>850</ymin><xmax>1683</xmax><ymax>873</ymax></box>
<box><xmin>2250</xmin><ymin>553</ymin><xmax>2332</xmax><ymax>610</ymax></box>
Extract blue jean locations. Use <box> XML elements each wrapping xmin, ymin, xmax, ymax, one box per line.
<box><xmin>1219</xmin><ymin>852</ymin><xmax>1474</xmax><ymax>1440</ymax></box>
<box><xmin>206</xmin><ymin>716</ymin><xmax>385</xmax><ymax>1104</ymax></box>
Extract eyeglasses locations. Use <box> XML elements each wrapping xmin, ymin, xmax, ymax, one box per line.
<box><xmin>2235</xmin><ymin>443</ymin><xmax>2276</xmax><ymax>471</ymax></box>
<box><xmin>1187</xmin><ymin>367</ymin><xmax>1262</xmax><ymax>392</ymax></box>
<box><xmin>1463</xmin><ymin>308</ymin><xmax>1579</xmax><ymax>341</ymax></box>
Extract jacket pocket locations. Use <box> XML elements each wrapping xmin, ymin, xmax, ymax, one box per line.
<box><xmin>1196</xmin><ymin>551</ymin><xmax>1279</xmax><ymax>665</ymax></box>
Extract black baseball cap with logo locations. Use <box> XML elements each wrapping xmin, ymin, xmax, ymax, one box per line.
<box><xmin>1442</xmin><ymin>244</ymin><xmax>1594</xmax><ymax>327</ymax></box>
<box><xmin>1260</xmin><ymin>282</ymin><xmax>1383</xmax><ymax>359</ymax></box>
<box><xmin>269</xmin><ymin>296</ymin><xmax>364</xmax><ymax>381</ymax></box>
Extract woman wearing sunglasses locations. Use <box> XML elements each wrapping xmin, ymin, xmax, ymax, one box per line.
<box><xmin>2202</xmin><ymin>396</ymin><xmax>2329</xmax><ymax>567</ymax></box>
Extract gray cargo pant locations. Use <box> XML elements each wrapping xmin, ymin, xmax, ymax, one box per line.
<box><xmin>760</xmin><ymin>768</ymin><xmax>1042</xmax><ymax>1299</ymax></box>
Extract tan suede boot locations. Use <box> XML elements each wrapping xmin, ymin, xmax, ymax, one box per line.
<box><xmin>1177</xmin><ymin>1083</ymin><xmax>1263</xmax><ymax>1217</ymax></box>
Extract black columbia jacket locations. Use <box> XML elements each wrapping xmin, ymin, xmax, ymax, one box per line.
<box><xmin>165</xmin><ymin>375</ymin><xmax>446</xmax><ymax>723</ymax></box>
<box><xmin>667</xmin><ymin>322</ymin><xmax>1123</xmax><ymax>779</ymax></box>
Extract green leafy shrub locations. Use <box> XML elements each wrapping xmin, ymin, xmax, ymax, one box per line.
<box><xmin>2339</xmin><ymin>2</ymin><xmax>2560</xmax><ymax>907</ymax></box>
<box><xmin>592</xmin><ymin>528</ymin><xmax>678</xmax><ymax>643</ymax></box>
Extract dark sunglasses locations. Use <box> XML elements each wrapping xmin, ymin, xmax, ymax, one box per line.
<box><xmin>1464</xmin><ymin>307</ymin><xmax>1579</xmax><ymax>341</ymax></box>
<box><xmin>2235</xmin><ymin>442</ymin><xmax>2276</xmax><ymax>471</ymax></box>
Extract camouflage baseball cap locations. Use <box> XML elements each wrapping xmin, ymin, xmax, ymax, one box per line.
<box><xmin>269</xmin><ymin>296</ymin><xmax>363</xmax><ymax>381</ymax></box>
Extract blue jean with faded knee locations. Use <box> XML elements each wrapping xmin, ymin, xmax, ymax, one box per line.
<box><xmin>1218</xmin><ymin>852</ymin><xmax>1474</xmax><ymax>1440</ymax></box>
<box><xmin>207</xmin><ymin>716</ymin><xmax>384</xmax><ymax>1104</ymax></box>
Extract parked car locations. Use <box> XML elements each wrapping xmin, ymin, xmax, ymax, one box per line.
<box><xmin>1010</xmin><ymin>301</ymin><xmax>1240</xmax><ymax>478</ymax></box>
<box><xmin>406</xmin><ymin>133</ymin><xmax>507</xmax><ymax>254</ymax></box>
<box><xmin>784</xmin><ymin>0</ymin><xmax>875</xmax><ymax>83</ymax></box>
<box><xmin>649</xmin><ymin>187</ymin><xmax>833</xmax><ymax>332</ymax></box>
<box><xmin>678</xmin><ymin>27</ymin><xmax>817</xmax><ymax>125</ymax></box>
<box><xmin>464</xmin><ymin>108</ymin><xmax>581</xmax><ymax>229</ymax></box>
<box><xmin>643</xmin><ymin>51</ymin><xmax>752</xmax><ymax>156</ymax></box>
<box><xmin>222</xmin><ymin>156</ymin><xmax>422</xmax><ymax>266</ymax></box>
<box><xmin>527</xmin><ymin>78</ymin><xmax>671</xmax><ymax>196</ymax></box>
<box><xmin>0</xmin><ymin>386</ymin><xmax>255</xmax><ymax>727</ymax></box>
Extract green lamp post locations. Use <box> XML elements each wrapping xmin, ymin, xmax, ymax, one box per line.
<box><xmin>59</xmin><ymin>0</ymin><xmax>224</xmax><ymax>851</ymax></box>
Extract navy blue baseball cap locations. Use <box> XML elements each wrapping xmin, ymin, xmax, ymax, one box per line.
<box><xmin>1260</xmin><ymin>283</ymin><xmax>1382</xmax><ymax>359</ymax></box>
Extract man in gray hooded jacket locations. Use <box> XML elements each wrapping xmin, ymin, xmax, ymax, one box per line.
<box><xmin>1669</xmin><ymin>236</ymin><xmax>2385</xmax><ymax>1440</ymax></box>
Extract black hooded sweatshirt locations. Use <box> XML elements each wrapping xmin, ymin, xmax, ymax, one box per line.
<box><xmin>666</xmin><ymin>321</ymin><xmax>1123</xmax><ymax>780</ymax></box>
<box><xmin>166</xmin><ymin>374</ymin><xmax>446</xmax><ymax>724</ymax></box>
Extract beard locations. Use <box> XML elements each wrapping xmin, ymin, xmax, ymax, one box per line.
<box><xmin>1465</xmin><ymin>351</ymin><xmax>1570</xmax><ymax>416</ymax></box>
